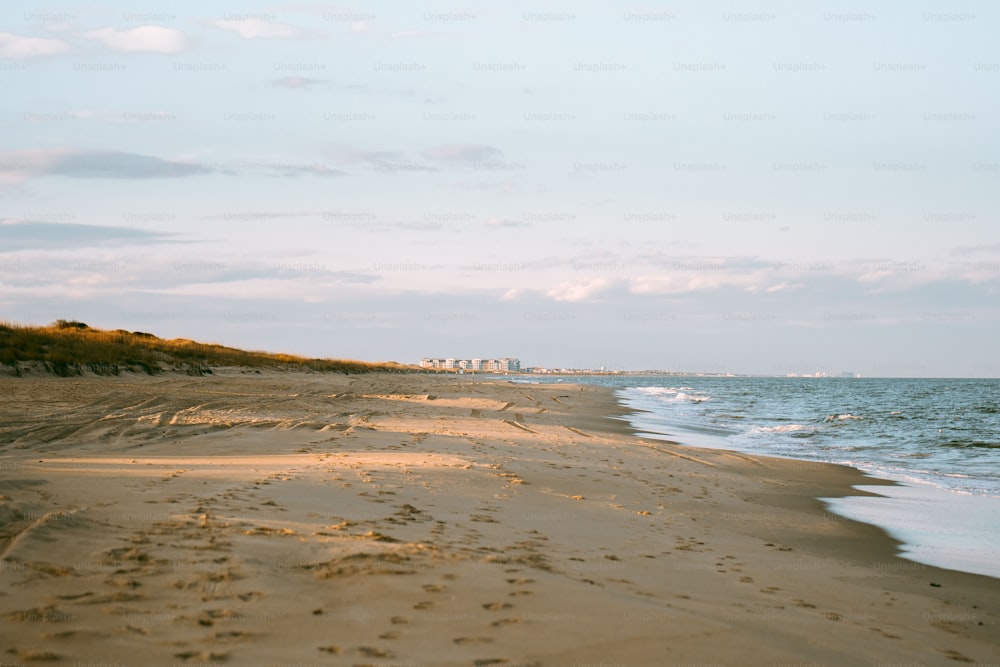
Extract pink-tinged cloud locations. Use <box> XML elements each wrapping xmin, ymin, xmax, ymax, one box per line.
<box><xmin>501</xmin><ymin>288</ymin><xmax>523</xmax><ymax>301</ymax></box>
<box><xmin>546</xmin><ymin>278</ymin><xmax>611</xmax><ymax>302</ymax></box>
<box><xmin>0</xmin><ymin>32</ymin><xmax>71</xmax><ymax>58</ymax></box>
<box><xmin>0</xmin><ymin>149</ymin><xmax>213</xmax><ymax>183</ymax></box>
<box><xmin>82</xmin><ymin>26</ymin><xmax>186</xmax><ymax>54</ymax></box>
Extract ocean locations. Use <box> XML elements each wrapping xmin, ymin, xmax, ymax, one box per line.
<box><xmin>511</xmin><ymin>375</ymin><xmax>1000</xmax><ymax>579</ymax></box>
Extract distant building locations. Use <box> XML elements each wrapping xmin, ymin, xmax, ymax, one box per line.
<box><xmin>498</xmin><ymin>358</ymin><xmax>520</xmax><ymax>372</ymax></box>
<box><xmin>420</xmin><ymin>357</ymin><xmax>520</xmax><ymax>372</ymax></box>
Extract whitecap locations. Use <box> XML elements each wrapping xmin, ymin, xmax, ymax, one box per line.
<box><xmin>825</xmin><ymin>413</ymin><xmax>863</xmax><ymax>422</ymax></box>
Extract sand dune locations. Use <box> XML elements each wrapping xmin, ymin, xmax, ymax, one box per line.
<box><xmin>1</xmin><ymin>372</ymin><xmax>997</xmax><ymax>665</ymax></box>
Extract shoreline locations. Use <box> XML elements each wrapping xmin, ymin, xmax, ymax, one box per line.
<box><xmin>1</xmin><ymin>372</ymin><xmax>997</xmax><ymax>664</ymax></box>
<box><xmin>617</xmin><ymin>385</ymin><xmax>1000</xmax><ymax>580</ymax></box>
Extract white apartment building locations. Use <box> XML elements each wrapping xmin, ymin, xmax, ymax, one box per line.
<box><xmin>420</xmin><ymin>357</ymin><xmax>520</xmax><ymax>372</ymax></box>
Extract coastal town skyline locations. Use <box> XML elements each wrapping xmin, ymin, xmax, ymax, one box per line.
<box><xmin>419</xmin><ymin>356</ymin><xmax>861</xmax><ymax>377</ymax></box>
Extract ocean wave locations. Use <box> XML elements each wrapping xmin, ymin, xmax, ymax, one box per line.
<box><xmin>633</xmin><ymin>387</ymin><xmax>710</xmax><ymax>403</ymax></box>
<box><xmin>825</xmin><ymin>413</ymin><xmax>864</xmax><ymax>422</ymax></box>
<box><xmin>758</xmin><ymin>424</ymin><xmax>812</xmax><ymax>433</ymax></box>
<box><xmin>634</xmin><ymin>386</ymin><xmax>695</xmax><ymax>395</ymax></box>
<box><xmin>940</xmin><ymin>441</ymin><xmax>1000</xmax><ymax>449</ymax></box>
<box><xmin>619</xmin><ymin>377</ymin><xmax>999</xmax><ymax>501</ymax></box>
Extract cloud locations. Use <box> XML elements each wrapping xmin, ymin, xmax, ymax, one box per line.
<box><xmin>452</xmin><ymin>178</ymin><xmax>518</xmax><ymax>195</ymax></box>
<box><xmin>387</xmin><ymin>30</ymin><xmax>454</xmax><ymax>41</ymax></box>
<box><xmin>486</xmin><ymin>217</ymin><xmax>531</xmax><ymax>228</ymax></box>
<box><xmin>952</xmin><ymin>243</ymin><xmax>1000</xmax><ymax>257</ymax></box>
<box><xmin>212</xmin><ymin>18</ymin><xmax>299</xmax><ymax>39</ymax></box>
<box><xmin>268</xmin><ymin>162</ymin><xmax>346</xmax><ymax>178</ymax></box>
<box><xmin>624</xmin><ymin>255</ymin><xmax>808</xmax><ymax>295</ymax></box>
<box><xmin>165</xmin><ymin>262</ymin><xmax>380</xmax><ymax>288</ymax></box>
<box><xmin>501</xmin><ymin>288</ymin><xmax>523</xmax><ymax>301</ymax></box>
<box><xmin>151</xmin><ymin>270</ymin><xmax>380</xmax><ymax>300</ymax></box>
<box><xmin>327</xmin><ymin>144</ymin><xmax>503</xmax><ymax>175</ymax></box>
<box><xmin>424</xmin><ymin>144</ymin><xmax>503</xmax><ymax>163</ymax></box>
<box><xmin>393</xmin><ymin>221</ymin><xmax>441</xmax><ymax>231</ymax></box>
<box><xmin>546</xmin><ymin>278</ymin><xmax>611</xmax><ymax>303</ymax></box>
<box><xmin>46</xmin><ymin>151</ymin><xmax>212</xmax><ymax>179</ymax></box>
<box><xmin>327</xmin><ymin>146</ymin><xmax>436</xmax><ymax>174</ymax></box>
<box><xmin>0</xmin><ymin>221</ymin><xmax>174</xmax><ymax>251</ymax></box>
<box><xmin>329</xmin><ymin>146</ymin><xmax>405</xmax><ymax>165</ymax></box>
<box><xmin>59</xmin><ymin>109</ymin><xmax>178</xmax><ymax>124</ymax></box>
<box><xmin>274</xmin><ymin>76</ymin><xmax>323</xmax><ymax>89</ymax></box>
<box><xmin>329</xmin><ymin>218</ymin><xmax>443</xmax><ymax>233</ymax></box>
<box><xmin>0</xmin><ymin>32</ymin><xmax>71</xmax><ymax>58</ymax></box>
<box><xmin>258</xmin><ymin>3</ymin><xmax>374</xmax><ymax>33</ymax></box>
<box><xmin>2</xmin><ymin>149</ymin><xmax>215</xmax><ymax>183</ymax></box>
<box><xmin>389</xmin><ymin>30</ymin><xmax>423</xmax><ymax>40</ymax></box>
<box><xmin>82</xmin><ymin>26</ymin><xmax>186</xmax><ymax>54</ymax></box>
<box><xmin>0</xmin><ymin>149</ymin><xmax>53</xmax><ymax>186</ymax></box>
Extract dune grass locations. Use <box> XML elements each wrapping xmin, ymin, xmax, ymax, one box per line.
<box><xmin>0</xmin><ymin>320</ymin><xmax>423</xmax><ymax>376</ymax></box>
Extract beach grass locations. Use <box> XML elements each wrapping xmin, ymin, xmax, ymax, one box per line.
<box><xmin>0</xmin><ymin>320</ymin><xmax>419</xmax><ymax>376</ymax></box>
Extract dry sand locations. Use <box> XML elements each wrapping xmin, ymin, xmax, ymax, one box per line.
<box><xmin>0</xmin><ymin>372</ymin><xmax>996</xmax><ymax>666</ymax></box>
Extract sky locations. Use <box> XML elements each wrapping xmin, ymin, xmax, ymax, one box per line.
<box><xmin>1</xmin><ymin>1</ymin><xmax>998</xmax><ymax>376</ymax></box>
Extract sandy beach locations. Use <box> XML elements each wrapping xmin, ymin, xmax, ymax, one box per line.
<box><xmin>0</xmin><ymin>372</ymin><xmax>996</xmax><ymax>666</ymax></box>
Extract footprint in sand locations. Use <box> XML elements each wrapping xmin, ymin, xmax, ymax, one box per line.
<box><xmin>7</xmin><ymin>649</ymin><xmax>61</xmax><ymax>662</ymax></box>
<box><xmin>174</xmin><ymin>650</ymin><xmax>228</xmax><ymax>661</ymax></box>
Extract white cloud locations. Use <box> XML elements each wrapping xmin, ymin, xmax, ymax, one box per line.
<box><xmin>629</xmin><ymin>271</ymin><xmax>759</xmax><ymax>295</ymax></box>
<box><xmin>0</xmin><ymin>32</ymin><xmax>71</xmax><ymax>58</ymax></box>
<box><xmin>501</xmin><ymin>288</ymin><xmax>523</xmax><ymax>301</ymax></box>
<box><xmin>212</xmin><ymin>19</ymin><xmax>298</xmax><ymax>39</ymax></box>
<box><xmin>546</xmin><ymin>278</ymin><xmax>611</xmax><ymax>303</ymax></box>
<box><xmin>629</xmin><ymin>275</ymin><xmax>677</xmax><ymax>295</ymax></box>
<box><xmin>82</xmin><ymin>26</ymin><xmax>186</xmax><ymax>53</ymax></box>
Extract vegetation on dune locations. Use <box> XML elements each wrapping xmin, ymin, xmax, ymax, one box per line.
<box><xmin>0</xmin><ymin>320</ymin><xmax>421</xmax><ymax>376</ymax></box>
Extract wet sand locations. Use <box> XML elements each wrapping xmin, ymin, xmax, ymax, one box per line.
<box><xmin>0</xmin><ymin>372</ymin><xmax>996</xmax><ymax>665</ymax></box>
